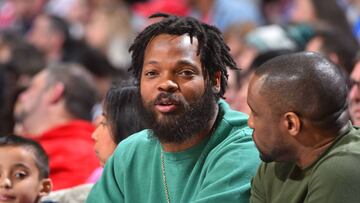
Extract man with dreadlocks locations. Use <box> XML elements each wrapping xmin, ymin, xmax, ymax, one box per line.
<box><xmin>86</xmin><ymin>13</ymin><xmax>260</xmax><ymax>203</ymax></box>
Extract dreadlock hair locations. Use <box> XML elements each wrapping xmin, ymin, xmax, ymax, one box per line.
<box><xmin>129</xmin><ymin>13</ymin><xmax>238</xmax><ymax>98</ymax></box>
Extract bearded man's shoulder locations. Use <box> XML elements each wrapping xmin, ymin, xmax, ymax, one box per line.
<box><xmin>113</xmin><ymin>129</ymin><xmax>158</xmax><ymax>159</ymax></box>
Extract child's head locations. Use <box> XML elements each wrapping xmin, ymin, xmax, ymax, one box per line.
<box><xmin>92</xmin><ymin>80</ymin><xmax>145</xmax><ymax>166</ymax></box>
<box><xmin>0</xmin><ymin>134</ymin><xmax>52</xmax><ymax>203</ymax></box>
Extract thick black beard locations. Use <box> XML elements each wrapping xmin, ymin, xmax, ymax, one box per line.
<box><xmin>140</xmin><ymin>86</ymin><xmax>217</xmax><ymax>144</ymax></box>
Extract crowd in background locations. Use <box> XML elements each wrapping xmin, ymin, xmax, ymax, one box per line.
<box><xmin>1</xmin><ymin>0</ymin><xmax>360</xmax><ymax>195</ymax></box>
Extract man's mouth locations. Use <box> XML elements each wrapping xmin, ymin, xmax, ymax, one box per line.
<box><xmin>154</xmin><ymin>98</ymin><xmax>179</xmax><ymax>113</ymax></box>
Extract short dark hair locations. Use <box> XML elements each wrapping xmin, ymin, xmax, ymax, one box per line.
<box><xmin>46</xmin><ymin>63</ymin><xmax>98</xmax><ymax>120</ymax></box>
<box><xmin>0</xmin><ymin>134</ymin><xmax>49</xmax><ymax>178</ymax></box>
<box><xmin>129</xmin><ymin>13</ymin><xmax>237</xmax><ymax>98</ymax></box>
<box><xmin>255</xmin><ymin>51</ymin><xmax>348</xmax><ymax>129</ymax></box>
<box><xmin>104</xmin><ymin>80</ymin><xmax>145</xmax><ymax>144</ymax></box>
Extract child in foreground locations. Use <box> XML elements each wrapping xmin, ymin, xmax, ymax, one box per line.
<box><xmin>0</xmin><ymin>134</ymin><xmax>52</xmax><ymax>203</ymax></box>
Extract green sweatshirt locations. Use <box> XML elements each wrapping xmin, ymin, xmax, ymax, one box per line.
<box><xmin>86</xmin><ymin>100</ymin><xmax>260</xmax><ymax>203</ymax></box>
<box><xmin>250</xmin><ymin>124</ymin><xmax>360</xmax><ymax>203</ymax></box>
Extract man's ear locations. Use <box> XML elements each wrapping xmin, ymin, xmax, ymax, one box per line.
<box><xmin>212</xmin><ymin>71</ymin><xmax>221</xmax><ymax>93</ymax></box>
<box><xmin>49</xmin><ymin>82</ymin><xmax>65</xmax><ymax>104</ymax></box>
<box><xmin>282</xmin><ymin>112</ymin><xmax>301</xmax><ymax>137</ymax></box>
<box><xmin>39</xmin><ymin>178</ymin><xmax>52</xmax><ymax>197</ymax></box>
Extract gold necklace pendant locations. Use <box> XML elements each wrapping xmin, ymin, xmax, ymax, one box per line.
<box><xmin>161</xmin><ymin>151</ymin><xmax>171</xmax><ymax>203</ymax></box>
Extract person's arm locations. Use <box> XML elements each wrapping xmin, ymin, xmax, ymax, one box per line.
<box><xmin>306</xmin><ymin>155</ymin><xmax>360</xmax><ymax>203</ymax></box>
<box><xmin>86</xmin><ymin>152</ymin><xmax>124</xmax><ymax>203</ymax></box>
<box><xmin>192</xmin><ymin>132</ymin><xmax>260</xmax><ymax>203</ymax></box>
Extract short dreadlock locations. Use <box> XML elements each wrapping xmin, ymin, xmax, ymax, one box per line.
<box><xmin>129</xmin><ymin>13</ymin><xmax>238</xmax><ymax>98</ymax></box>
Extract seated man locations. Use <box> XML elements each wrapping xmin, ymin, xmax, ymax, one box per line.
<box><xmin>14</xmin><ymin>63</ymin><xmax>99</xmax><ymax>190</ymax></box>
<box><xmin>248</xmin><ymin>52</ymin><xmax>360</xmax><ymax>203</ymax></box>
<box><xmin>348</xmin><ymin>58</ymin><xmax>360</xmax><ymax>126</ymax></box>
<box><xmin>87</xmin><ymin>13</ymin><xmax>260</xmax><ymax>203</ymax></box>
<box><xmin>0</xmin><ymin>134</ymin><xmax>52</xmax><ymax>203</ymax></box>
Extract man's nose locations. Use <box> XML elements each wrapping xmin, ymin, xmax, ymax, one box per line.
<box><xmin>158</xmin><ymin>76</ymin><xmax>179</xmax><ymax>93</ymax></box>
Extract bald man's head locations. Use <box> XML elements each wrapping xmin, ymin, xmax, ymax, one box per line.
<box><xmin>254</xmin><ymin>51</ymin><xmax>348</xmax><ymax>128</ymax></box>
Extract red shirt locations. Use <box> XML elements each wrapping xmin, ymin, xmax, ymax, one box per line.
<box><xmin>32</xmin><ymin>120</ymin><xmax>99</xmax><ymax>190</ymax></box>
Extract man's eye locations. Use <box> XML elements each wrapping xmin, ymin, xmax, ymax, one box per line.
<box><xmin>179</xmin><ymin>70</ymin><xmax>194</xmax><ymax>77</ymax></box>
<box><xmin>145</xmin><ymin>71</ymin><xmax>158</xmax><ymax>77</ymax></box>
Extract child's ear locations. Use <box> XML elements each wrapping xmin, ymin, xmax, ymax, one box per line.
<box><xmin>39</xmin><ymin>178</ymin><xmax>52</xmax><ymax>197</ymax></box>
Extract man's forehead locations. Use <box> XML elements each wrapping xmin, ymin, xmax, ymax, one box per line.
<box><xmin>148</xmin><ymin>33</ymin><xmax>199</xmax><ymax>48</ymax></box>
<box><xmin>143</xmin><ymin>33</ymin><xmax>201</xmax><ymax>67</ymax></box>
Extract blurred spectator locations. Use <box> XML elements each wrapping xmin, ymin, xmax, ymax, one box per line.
<box><xmin>187</xmin><ymin>0</ymin><xmax>264</xmax><ymax>32</ymax></box>
<box><xmin>14</xmin><ymin>63</ymin><xmax>99</xmax><ymax>190</ymax></box>
<box><xmin>46</xmin><ymin>0</ymin><xmax>77</xmax><ymax>18</ymax></box>
<box><xmin>225</xmin><ymin>49</ymin><xmax>293</xmax><ymax>114</ymax></box>
<box><xmin>77</xmin><ymin>48</ymin><xmax>126</xmax><ymax>100</ymax></box>
<box><xmin>306</xmin><ymin>28</ymin><xmax>359</xmax><ymax>75</ymax></box>
<box><xmin>223</xmin><ymin>22</ymin><xmax>257</xmax><ymax>70</ymax></box>
<box><xmin>245</xmin><ymin>24</ymin><xmax>314</xmax><ymax>53</ymax></box>
<box><xmin>132</xmin><ymin>0</ymin><xmax>190</xmax><ymax>30</ymax></box>
<box><xmin>290</xmin><ymin>0</ymin><xmax>357</xmax><ymax>45</ymax></box>
<box><xmin>27</xmin><ymin>13</ymin><xmax>88</xmax><ymax>63</ymax></box>
<box><xmin>0</xmin><ymin>0</ymin><xmax>47</xmax><ymax>35</ymax></box>
<box><xmin>61</xmin><ymin>0</ymin><xmax>93</xmax><ymax>39</ymax></box>
<box><xmin>85</xmin><ymin>3</ymin><xmax>134</xmax><ymax>69</ymax></box>
<box><xmin>0</xmin><ymin>31</ymin><xmax>45</xmax><ymax>134</ymax></box>
<box><xmin>261</xmin><ymin>0</ymin><xmax>293</xmax><ymax>25</ymax></box>
<box><xmin>223</xmin><ymin>22</ymin><xmax>309</xmax><ymax>113</ymax></box>
<box><xmin>349</xmin><ymin>56</ymin><xmax>360</xmax><ymax>126</ymax></box>
<box><xmin>246</xmin><ymin>24</ymin><xmax>297</xmax><ymax>51</ymax></box>
<box><xmin>229</xmin><ymin>23</ymin><xmax>313</xmax><ymax>70</ymax></box>
<box><xmin>133</xmin><ymin>0</ymin><xmax>189</xmax><ymax>17</ymax></box>
<box><xmin>223</xmin><ymin>67</ymin><xmax>242</xmax><ymax>109</ymax></box>
<box><xmin>343</xmin><ymin>0</ymin><xmax>360</xmax><ymax>41</ymax></box>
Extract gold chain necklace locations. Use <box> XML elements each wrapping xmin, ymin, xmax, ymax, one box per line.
<box><xmin>160</xmin><ymin>151</ymin><xmax>171</xmax><ymax>203</ymax></box>
<box><xmin>159</xmin><ymin>112</ymin><xmax>220</xmax><ymax>203</ymax></box>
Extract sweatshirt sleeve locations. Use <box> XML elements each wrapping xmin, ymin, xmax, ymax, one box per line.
<box><xmin>192</xmin><ymin>129</ymin><xmax>260</xmax><ymax>203</ymax></box>
<box><xmin>86</xmin><ymin>151</ymin><xmax>124</xmax><ymax>203</ymax></box>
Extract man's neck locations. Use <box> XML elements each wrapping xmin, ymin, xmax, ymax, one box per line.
<box><xmin>161</xmin><ymin>105</ymin><xmax>219</xmax><ymax>152</ymax></box>
<box><xmin>296</xmin><ymin>125</ymin><xmax>349</xmax><ymax>169</ymax></box>
<box><xmin>296</xmin><ymin>123</ymin><xmax>350</xmax><ymax>169</ymax></box>
<box><xmin>296</xmin><ymin>137</ymin><xmax>336</xmax><ymax>169</ymax></box>
<box><xmin>24</xmin><ymin>109</ymin><xmax>74</xmax><ymax>137</ymax></box>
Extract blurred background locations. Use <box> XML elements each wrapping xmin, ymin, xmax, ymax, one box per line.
<box><xmin>2</xmin><ymin>0</ymin><xmax>360</xmax><ymax>134</ymax></box>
